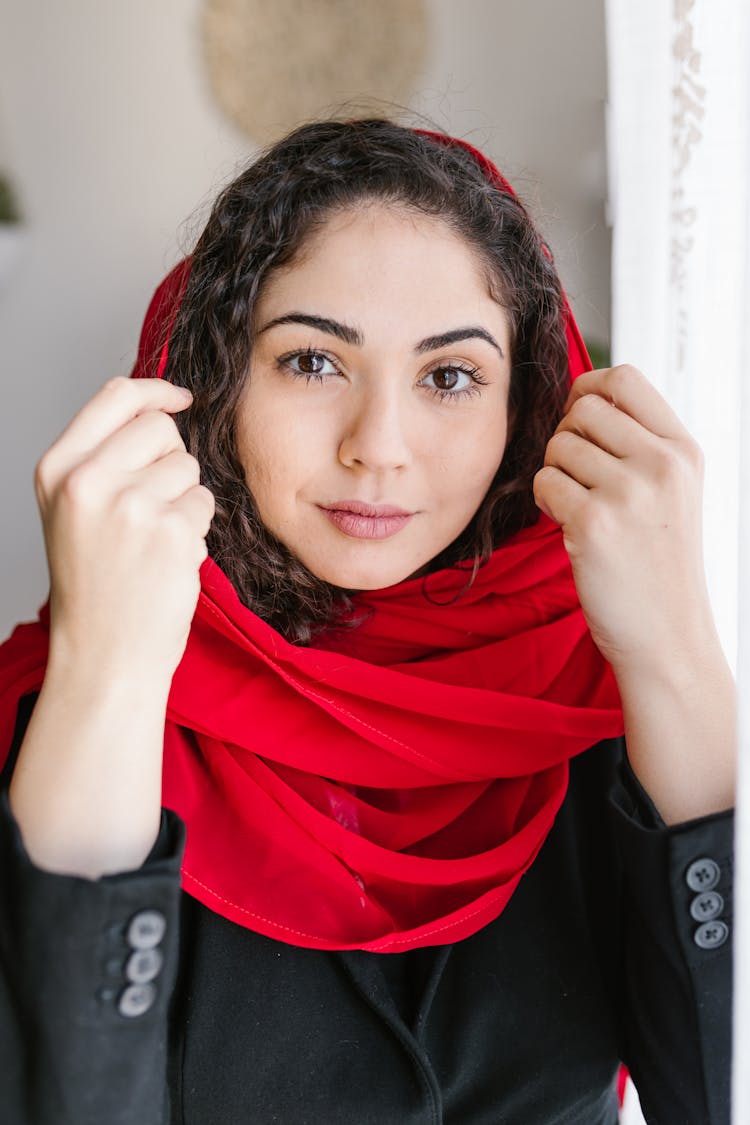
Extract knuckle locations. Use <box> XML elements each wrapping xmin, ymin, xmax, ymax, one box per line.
<box><xmin>145</xmin><ymin>408</ymin><xmax>179</xmax><ymax>438</ymax></box>
<box><xmin>608</xmin><ymin>364</ymin><xmax>641</xmax><ymax>401</ymax></box>
<box><xmin>198</xmin><ymin>483</ymin><xmax>215</xmax><ymax>508</ymax></box>
<box><xmin>650</xmin><ymin>444</ymin><xmax>683</xmax><ymax>487</ymax></box>
<box><xmin>33</xmin><ymin>452</ymin><xmax>55</xmax><ymax>497</ymax></box>
<box><xmin>611</xmin><ymin>363</ymin><xmax>642</xmax><ymax>384</ymax></box>
<box><xmin>682</xmin><ymin>434</ymin><xmax>704</xmax><ymax>473</ymax></box>
<box><xmin>181</xmin><ymin>452</ymin><xmax>202</xmax><ymax>483</ymax></box>
<box><xmin>190</xmin><ymin>486</ymin><xmax>216</xmax><ymax>531</ymax></box>
<box><xmin>543</xmin><ymin>432</ymin><xmax>567</xmax><ymax>466</ymax></box>
<box><xmin>168</xmin><ymin>416</ymin><xmax>188</xmax><ymax>450</ymax></box>
<box><xmin>572</xmin><ymin>393</ymin><xmax>607</xmax><ymax>421</ymax></box>
<box><xmin>60</xmin><ymin>462</ymin><xmax>100</xmax><ymax>507</ymax></box>
<box><xmin>138</xmin><ymin>410</ymin><xmax>186</xmax><ymax>454</ymax></box>
<box><xmin>533</xmin><ymin>465</ymin><xmax>554</xmax><ymax>494</ymax></box>
<box><xmin>548</xmin><ymin>429</ymin><xmax>578</xmax><ymax>453</ymax></box>
<box><xmin>544</xmin><ymin>432</ymin><xmax>563</xmax><ymax>455</ymax></box>
<box><xmin>102</xmin><ymin>375</ymin><xmax>132</xmax><ymax>398</ymax></box>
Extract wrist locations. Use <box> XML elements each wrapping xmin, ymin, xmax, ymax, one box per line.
<box><xmin>11</xmin><ymin>649</ymin><xmax>169</xmax><ymax>878</ymax></box>
<box><xmin>613</xmin><ymin>635</ymin><xmax>736</xmax><ymax>825</ymax></box>
<box><xmin>45</xmin><ymin>635</ymin><xmax>175</xmax><ymax>704</ymax></box>
<box><xmin>606</xmin><ymin>595</ymin><xmax>728</xmax><ymax>689</ymax></box>
<box><xmin>611</xmin><ymin>633</ymin><xmax>732</xmax><ymax>701</ymax></box>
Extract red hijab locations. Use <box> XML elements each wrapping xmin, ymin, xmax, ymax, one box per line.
<box><xmin>0</xmin><ymin>133</ymin><xmax>623</xmax><ymax>951</ymax></box>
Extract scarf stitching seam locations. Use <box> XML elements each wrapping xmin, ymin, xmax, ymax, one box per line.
<box><xmin>197</xmin><ymin>597</ymin><xmax>483</xmax><ymax>781</ymax></box>
<box><xmin>181</xmin><ymin>866</ymin><xmax>511</xmax><ymax>947</ymax></box>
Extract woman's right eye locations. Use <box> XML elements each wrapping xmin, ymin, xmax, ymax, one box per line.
<box><xmin>277</xmin><ymin>350</ymin><xmax>340</xmax><ymax>380</ymax></box>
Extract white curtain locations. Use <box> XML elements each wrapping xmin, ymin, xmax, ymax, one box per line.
<box><xmin>604</xmin><ymin>1</ymin><xmax>750</xmax><ymax>1121</ymax></box>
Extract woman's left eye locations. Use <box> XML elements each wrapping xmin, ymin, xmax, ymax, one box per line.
<box><xmin>277</xmin><ymin>351</ymin><xmax>484</xmax><ymax>399</ymax></box>
<box><xmin>419</xmin><ymin>364</ymin><xmax>484</xmax><ymax>399</ymax></box>
<box><xmin>278</xmin><ymin>350</ymin><xmax>340</xmax><ymax>381</ymax></box>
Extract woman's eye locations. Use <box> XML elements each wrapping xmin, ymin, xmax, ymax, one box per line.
<box><xmin>280</xmin><ymin>350</ymin><xmax>340</xmax><ymax>380</ymax></box>
<box><xmin>420</xmin><ymin>365</ymin><xmax>481</xmax><ymax>397</ymax></box>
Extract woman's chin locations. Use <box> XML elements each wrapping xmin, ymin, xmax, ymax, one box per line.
<box><xmin>309</xmin><ymin>555</ymin><xmax>431</xmax><ymax>593</ymax></box>
<box><xmin>327</xmin><ymin>570</ymin><xmax>419</xmax><ymax>593</ymax></box>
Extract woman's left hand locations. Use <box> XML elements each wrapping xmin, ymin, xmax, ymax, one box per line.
<box><xmin>535</xmin><ymin>363</ymin><xmax>737</xmax><ymax>824</ymax></box>
<box><xmin>533</xmin><ymin>364</ymin><xmax>712</xmax><ymax>677</ymax></box>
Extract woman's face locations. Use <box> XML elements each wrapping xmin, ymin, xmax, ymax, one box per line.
<box><xmin>235</xmin><ymin>204</ymin><xmax>513</xmax><ymax>590</ymax></box>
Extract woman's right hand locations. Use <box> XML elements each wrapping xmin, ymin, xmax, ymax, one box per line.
<box><xmin>34</xmin><ymin>375</ymin><xmax>215</xmax><ymax>686</ymax></box>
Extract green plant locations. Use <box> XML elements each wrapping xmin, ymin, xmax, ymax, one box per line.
<box><xmin>584</xmin><ymin>338</ymin><xmax>611</xmax><ymax>370</ymax></box>
<box><xmin>0</xmin><ymin>174</ymin><xmax>21</xmax><ymax>224</ymax></box>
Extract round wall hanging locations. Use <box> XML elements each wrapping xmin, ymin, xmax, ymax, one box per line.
<box><xmin>201</xmin><ymin>0</ymin><xmax>430</xmax><ymax>144</ymax></box>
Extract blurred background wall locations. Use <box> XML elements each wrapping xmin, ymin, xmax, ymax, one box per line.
<box><xmin>0</xmin><ymin>0</ymin><xmax>609</xmax><ymax>637</ymax></box>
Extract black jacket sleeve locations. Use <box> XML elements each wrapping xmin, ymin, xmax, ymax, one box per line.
<box><xmin>0</xmin><ymin>693</ymin><xmax>186</xmax><ymax>1125</ymax></box>
<box><xmin>609</xmin><ymin>757</ymin><xmax>733</xmax><ymax>1124</ymax></box>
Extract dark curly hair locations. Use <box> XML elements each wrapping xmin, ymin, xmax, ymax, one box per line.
<box><xmin>160</xmin><ymin>118</ymin><xmax>571</xmax><ymax>643</ymax></box>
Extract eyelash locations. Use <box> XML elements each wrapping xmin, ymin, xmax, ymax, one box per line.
<box><xmin>275</xmin><ymin>349</ymin><xmax>489</xmax><ymax>402</ymax></box>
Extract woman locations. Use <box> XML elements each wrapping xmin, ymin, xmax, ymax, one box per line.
<box><xmin>0</xmin><ymin>119</ymin><xmax>735</xmax><ymax>1123</ymax></box>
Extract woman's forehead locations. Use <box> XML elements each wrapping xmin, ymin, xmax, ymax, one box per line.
<box><xmin>252</xmin><ymin>204</ymin><xmax>509</xmax><ymax>344</ymax></box>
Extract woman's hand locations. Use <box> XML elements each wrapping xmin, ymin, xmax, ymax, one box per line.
<box><xmin>533</xmin><ymin>364</ymin><xmax>736</xmax><ymax>823</ymax></box>
<box><xmin>533</xmin><ymin>364</ymin><xmax>710</xmax><ymax>678</ymax></box>
<box><xmin>8</xmin><ymin>377</ymin><xmax>215</xmax><ymax>876</ymax></box>
<box><xmin>35</xmin><ymin>376</ymin><xmax>215</xmax><ymax>685</ymax></box>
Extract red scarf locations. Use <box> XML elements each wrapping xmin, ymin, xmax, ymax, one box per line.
<box><xmin>0</xmin><ymin>136</ymin><xmax>624</xmax><ymax>951</ymax></box>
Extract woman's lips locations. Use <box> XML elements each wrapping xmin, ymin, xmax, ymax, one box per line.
<box><xmin>319</xmin><ymin>502</ymin><xmax>414</xmax><ymax>540</ymax></box>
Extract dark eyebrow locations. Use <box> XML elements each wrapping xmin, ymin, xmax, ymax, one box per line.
<box><xmin>415</xmin><ymin>327</ymin><xmax>504</xmax><ymax>359</ymax></box>
<box><xmin>256</xmin><ymin>313</ymin><xmax>504</xmax><ymax>359</ymax></box>
<box><xmin>255</xmin><ymin>313</ymin><xmax>363</xmax><ymax>347</ymax></box>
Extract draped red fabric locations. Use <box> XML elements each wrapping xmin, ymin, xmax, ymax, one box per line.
<box><xmin>0</xmin><ymin>133</ymin><xmax>624</xmax><ymax>951</ymax></box>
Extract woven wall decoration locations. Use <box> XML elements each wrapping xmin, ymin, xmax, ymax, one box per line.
<box><xmin>201</xmin><ymin>0</ymin><xmax>430</xmax><ymax>144</ymax></box>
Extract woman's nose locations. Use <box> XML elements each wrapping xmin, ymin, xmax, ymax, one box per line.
<box><xmin>337</xmin><ymin>383</ymin><xmax>412</xmax><ymax>473</ymax></box>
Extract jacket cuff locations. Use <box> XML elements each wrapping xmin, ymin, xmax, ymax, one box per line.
<box><xmin>608</xmin><ymin>759</ymin><xmax>733</xmax><ymax>1123</ymax></box>
<box><xmin>0</xmin><ymin>789</ymin><xmax>186</xmax><ymax>1024</ymax></box>
<box><xmin>0</xmin><ymin>791</ymin><xmax>187</xmax><ymax>1123</ymax></box>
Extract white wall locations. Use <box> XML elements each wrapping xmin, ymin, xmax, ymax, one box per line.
<box><xmin>0</xmin><ymin>0</ymin><xmax>609</xmax><ymax>638</ymax></box>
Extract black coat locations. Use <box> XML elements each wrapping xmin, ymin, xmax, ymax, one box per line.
<box><xmin>0</xmin><ymin>692</ymin><xmax>733</xmax><ymax>1124</ymax></box>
